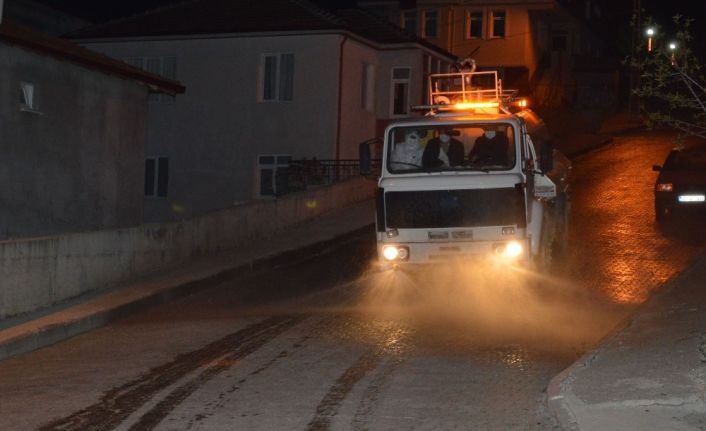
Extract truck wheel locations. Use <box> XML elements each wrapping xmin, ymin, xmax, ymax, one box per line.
<box><xmin>551</xmin><ymin>194</ymin><xmax>570</xmax><ymax>266</ymax></box>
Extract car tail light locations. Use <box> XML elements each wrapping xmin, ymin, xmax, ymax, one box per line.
<box><xmin>656</xmin><ymin>183</ymin><xmax>673</xmax><ymax>192</ymax></box>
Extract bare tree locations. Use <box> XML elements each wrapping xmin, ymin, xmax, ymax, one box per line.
<box><xmin>631</xmin><ymin>15</ymin><xmax>706</xmax><ymax>147</ymax></box>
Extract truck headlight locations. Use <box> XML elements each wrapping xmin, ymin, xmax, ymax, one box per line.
<box><xmin>494</xmin><ymin>241</ymin><xmax>523</xmax><ymax>259</ymax></box>
<box><xmin>382</xmin><ymin>245</ymin><xmax>409</xmax><ymax>261</ymax></box>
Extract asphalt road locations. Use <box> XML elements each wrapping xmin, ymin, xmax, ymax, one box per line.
<box><xmin>1</xmin><ymin>130</ymin><xmax>703</xmax><ymax>430</ymax></box>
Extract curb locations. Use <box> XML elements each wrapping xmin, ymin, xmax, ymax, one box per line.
<box><xmin>0</xmin><ymin>224</ymin><xmax>374</xmax><ymax>362</ymax></box>
<box><xmin>545</xmin><ymin>251</ymin><xmax>706</xmax><ymax>430</ymax></box>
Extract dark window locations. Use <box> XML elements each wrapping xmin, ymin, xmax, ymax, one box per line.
<box><xmin>263</xmin><ymin>55</ymin><xmax>278</xmax><ymax>100</ymax></box>
<box><xmin>263</xmin><ymin>53</ymin><xmax>294</xmax><ymax>101</ymax></box>
<box><xmin>279</xmin><ymin>53</ymin><xmax>294</xmax><ymax>101</ymax></box>
<box><xmin>392</xmin><ymin>67</ymin><xmax>410</xmax><ymax>116</ymax></box>
<box><xmin>260</xmin><ymin>168</ymin><xmax>274</xmax><ymax>196</ymax></box>
<box><xmin>145</xmin><ymin>157</ymin><xmax>169</xmax><ymax>197</ymax></box>
<box><xmin>492</xmin><ymin>10</ymin><xmax>506</xmax><ymax>38</ymax></box>
<box><xmin>144</xmin><ymin>158</ymin><xmax>156</xmax><ymax>196</ymax></box>
<box><xmin>393</xmin><ymin>83</ymin><xmax>408</xmax><ymax>115</ymax></box>
<box><xmin>424</xmin><ymin>10</ymin><xmax>437</xmax><ymax>38</ymax></box>
<box><xmin>467</xmin><ymin>11</ymin><xmax>483</xmax><ymax>39</ymax></box>
<box><xmin>157</xmin><ymin>157</ymin><xmax>169</xmax><ymax>197</ymax></box>
<box><xmin>552</xmin><ymin>31</ymin><xmax>568</xmax><ymax>51</ymax></box>
<box><xmin>385</xmin><ymin>188</ymin><xmax>526</xmax><ymax>228</ymax></box>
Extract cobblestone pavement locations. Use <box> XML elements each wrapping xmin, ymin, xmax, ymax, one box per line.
<box><xmin>565</xmin><ymin>131</ymin><xmax>704</xmax><ymax>305</ymax></box>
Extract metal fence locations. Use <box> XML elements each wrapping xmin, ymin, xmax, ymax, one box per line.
<box><xmin>276</xmin><ymin>158</ymin><xmax>381</xmax><ymax>196</ymax></box>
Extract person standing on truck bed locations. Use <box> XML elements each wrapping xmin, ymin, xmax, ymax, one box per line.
<box><xmin>469</xmin><ymin>124</ymin><xmax>510</xmax><ymax>166</ymax></box>
<box><xmin>422</xmin><ymin>128</ymin><xmax>465</xmax><ymax>168</ymax></box>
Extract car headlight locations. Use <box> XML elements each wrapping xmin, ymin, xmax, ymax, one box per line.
<box><xmin>656</xmin><ymin>183</ymin><xmax>673</xmax><ymax>192</ymax></box>
<box><xmin>382</xmin><ymin>245</ymin><xmax>410</xmax><ymax>261</ymax></box>
<box><xmin>493</xmin><ymin>241</ymin><xmax>523</xmax><ymax>259</ymax></box>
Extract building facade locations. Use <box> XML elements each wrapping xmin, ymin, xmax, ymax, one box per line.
<box><xmin>360</xmin><ymin>0</ymin><xmax>609</xmax><ymax>106</ymax></box>
<box><xmin>73</xmin><ymin>1</ymin><xmax>454</xmax><ymax>221</ymax></box>
<box><xmin>0</xmin><ymin>21</ymin><xmax>183</xmax><ymax>239</ymax></box>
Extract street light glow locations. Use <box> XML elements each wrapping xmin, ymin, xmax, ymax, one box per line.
<box><xmin>669</xmin><ymin>42</ymin><xmax>677</xmax><ymax>50</ymax></box>
<box><xmin>646</xmin><ymin>27</ymin><xmax>655</xmax><ymax>52</ymax></box>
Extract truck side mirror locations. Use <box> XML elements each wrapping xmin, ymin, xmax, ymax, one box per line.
<box><xmin>540</xmin><ymin>140</ymin><xmax>554</xmax><ymax>174</ymax></box>
<box><xmin>359</xmin><ymin>141</ymin><xmax>371</xmax><ymax>175</ymax></box>
<box><xmin>359</xmin><ymin>138</ymin><xmax>380</xmax><ymax>176</ymax></box>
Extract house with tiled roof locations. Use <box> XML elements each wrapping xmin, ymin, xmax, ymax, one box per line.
<box><xmin>0</xmin><ymin>19</ymin><xmax>184</xmax><ymax>239</ymax></box>
<box><xmin>70</xmin><ymin>0</ymin><xmax>455</xmax><ymax>222</ymax></box>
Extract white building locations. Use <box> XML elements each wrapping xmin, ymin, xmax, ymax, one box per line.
<box><xmin>72</xmin><ymin>0</ymin><xmax>454</xmax><ymax>222</ymax></box>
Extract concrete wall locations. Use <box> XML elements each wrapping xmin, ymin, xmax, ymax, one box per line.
<box><xmin>0</xmin><ymin>41</ymin><xmax>146</xmax><ymax>240</ymax></box>
<box><xmin>0</xmin><ymin>176</ymin><xmax>375</xmax><ymax>319</ymax></box>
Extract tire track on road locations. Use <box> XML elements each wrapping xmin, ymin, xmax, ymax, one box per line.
<box><xmin>40</xmin><ymin>315</ymin><xmax>306</xmax><ymax>431</ymax></box>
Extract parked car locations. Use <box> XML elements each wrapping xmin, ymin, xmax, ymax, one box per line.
<box><xmin>653</xmin><ymin>145</ymin><xmax>706</xmax><ymax>223</ymax></box>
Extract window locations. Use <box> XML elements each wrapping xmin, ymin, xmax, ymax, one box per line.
<box><xmin>145</xmin><ymin>156</ymin><xmax>169</xmax><ymax>197</ymax></box>
<box><xmin>125</xmin><ymin>56</ymin><xmax>177</xmax><ymax>103</ymax></box>
<box><xmin>261</xmin><ymin>53</ymin><xmax>294</xmax><ymax>101</ymax></box>
<box><xmin>361</xmin><ymin>63</ymin><xmax>375</xmax><ymax>112</ymax></box>
<box><xmin>552</xmin><ymin>30</ymin><xmax>568</xmax><ymax>52</ymax></box>
<box><xmin>491</xmin><ymin>10</ymin><xmax>506</xmax><ymax>38</ymax></box>
<box><xmin>422</xmin><ymin>10</ymin><xmax>438</xmax><ymax>38</ymax></box>
<box><xmin>465</xmin><ymin>10</ymin><xmax>483</xmax><ymax>39</ymax></box>
<box><xmin>401</xmin><ymin>11</ymin><xmax>417</xmax><ymax>35</ymax></box>
<box><xmin>391</xmin><ymin>67</ymin><xmax>410</xmax><ymax>117</ymax></box>
<box><xmin>19</xmin><ymin>81</ymin><xmax>37</xmax><ymax>112</ymax></box>
<box><xmin>256</xmin><ymin>154</ymin><xmax>291</xmax><ymax>198</ymax></box>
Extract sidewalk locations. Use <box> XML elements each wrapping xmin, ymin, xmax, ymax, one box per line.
<box><xmin>0</xmin><ymin>199</ymin><xmax>375</xmax><ymax>361</ymax></box>
<box><xmin>548</xmin><ymin>254</ymin><xmax>706</xmax><ymax>430</ymax></box>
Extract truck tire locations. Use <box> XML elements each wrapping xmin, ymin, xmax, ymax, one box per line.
<box><xmin>535</xmin><ymin>194</ymin><xmax>569</xmax><ymax>274</ymax></box>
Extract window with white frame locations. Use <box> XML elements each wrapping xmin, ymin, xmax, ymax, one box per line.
<box><xmin>391</xmin><ymin>67</ymin><xmax>410</xmax><ymax>116</ymax></box>
<box><xmin>361</xmin><ymin>62</ymin><xmax>375</xmax><ymax>112</ymax></box>
<box><xmin>261</xmin><ymin>53</ymin><xmax>294</xmax><ymax>102</ymax></box>
<box><xmin>256</xmin><ymin>154</ymin><xmax>291</xmax><ymax>198</ymax></box>
<box><xmin>422</xmin><ymin>10</ymin><xmax>438</xmax><ymax>38</ymax></box>
<box><xmin>125</xmin><ymin>56</ymin><xmax>177</xmax><ymax>103</ymax></box>
<box><xmin>491</xmin><ymin>10</ymin><xmax>506</xmax><ymax>38</ymax></box>
<box><xmin>401</xmin><ymin>10</ymin><xmax>417</xmax><ymax>35</ymax></box>
<box><xmin>19</xmin><ymin>81</ymin><xmax>36</xmax><ymax>111</ymax></box>
<box><xmin>465</xmin><ymin>10</ymin><xmax>483</xmax><ymax>39</ymax></box>
<box><xmin>144</xmin><ymin>156</ymin><xmax>169</xmax><ymax>197</ymax></box>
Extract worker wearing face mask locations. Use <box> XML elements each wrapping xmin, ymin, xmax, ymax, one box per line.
<box><xmin>422</xmin><ymin>128</ymin><xmax>464</xmax><ymax>168</ymax></box>
<box><xmin>391</xmin><ymin>130</ymin><xmax>424</xmax><ymax>170</ymax></box>
<box><xmin>468</xmin><ymin>124</ymin><xmax>510</xmax><ymax>166</ymax></box>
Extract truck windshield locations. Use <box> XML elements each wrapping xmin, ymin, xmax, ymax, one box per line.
<box><xmin>385</xmin><ymin>188</ymin><xmax>526</xmax><ymax>228</ymax></box>
<box><xmin>387</xmin><ymin>123</ymin><xmax>516</xmax><ymax>173</ymax></box>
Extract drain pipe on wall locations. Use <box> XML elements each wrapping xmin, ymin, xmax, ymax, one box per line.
<box><xmin>0</xmin><ymin>0</ymin><xmax>4</xmax><ymax>24</ymax></box>
<box><xmin>335</xmin><ymin>35</ymin><xmax>348</xmax><ymax>164</ymax></box>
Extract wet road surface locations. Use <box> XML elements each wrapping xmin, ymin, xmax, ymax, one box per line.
<box><xmin>1</xmin><ymin>131</ymin><xmax>704</xmax><ymax>430</ymax></box>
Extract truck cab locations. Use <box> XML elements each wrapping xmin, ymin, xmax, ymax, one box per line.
<box><xmin>362</xmin><ymin>70</ymin><xmax>570</xmax><ymax>271</ymax></box>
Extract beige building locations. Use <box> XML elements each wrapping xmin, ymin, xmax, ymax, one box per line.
<box><xmin>360</xmin><ymin>0</ymin><xmax>611</xmax><ymax>107</ymax></box>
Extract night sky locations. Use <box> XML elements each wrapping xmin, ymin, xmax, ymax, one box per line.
<box><xmin>34</xmin><ymin>0</ymin><xmax>706</xmax><ymax>56</ymax></box>
<box><xmin>37</xmin><ymin>0</ymin><xmax>359</xmax><ymax>22</ymax></box>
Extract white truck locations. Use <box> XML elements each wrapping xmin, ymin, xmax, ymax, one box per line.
<box><xmin>360</xmin><ymin>70</ymin><xmax>571</xmax><ymax>271</ymax></box>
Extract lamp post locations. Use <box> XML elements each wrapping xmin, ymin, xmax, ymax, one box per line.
<box><xmin>646</xmin><ymin>27</ymin><xmax>655</xmax><ymax>52</ymax></box>
<box><xmin>669</xmin><ymin>42</ymin><xmax>677</xmax><ymax>65</ymax></box>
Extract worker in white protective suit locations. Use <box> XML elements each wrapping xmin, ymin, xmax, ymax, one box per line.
<box><xmin>390</xmin><ymin>130</ymin><xmax>424</xmax><ymax>170</ymax></box>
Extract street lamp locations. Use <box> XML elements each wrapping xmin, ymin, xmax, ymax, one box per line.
<box><xmin>646</xmin><ymin>27</ymin><xmax>655</xmax><ymax>52</ymax></box>
<box><xmin>669</xmin><ymin>41</ymin><xmax>677</xmax><ymax>65</ymax></box>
